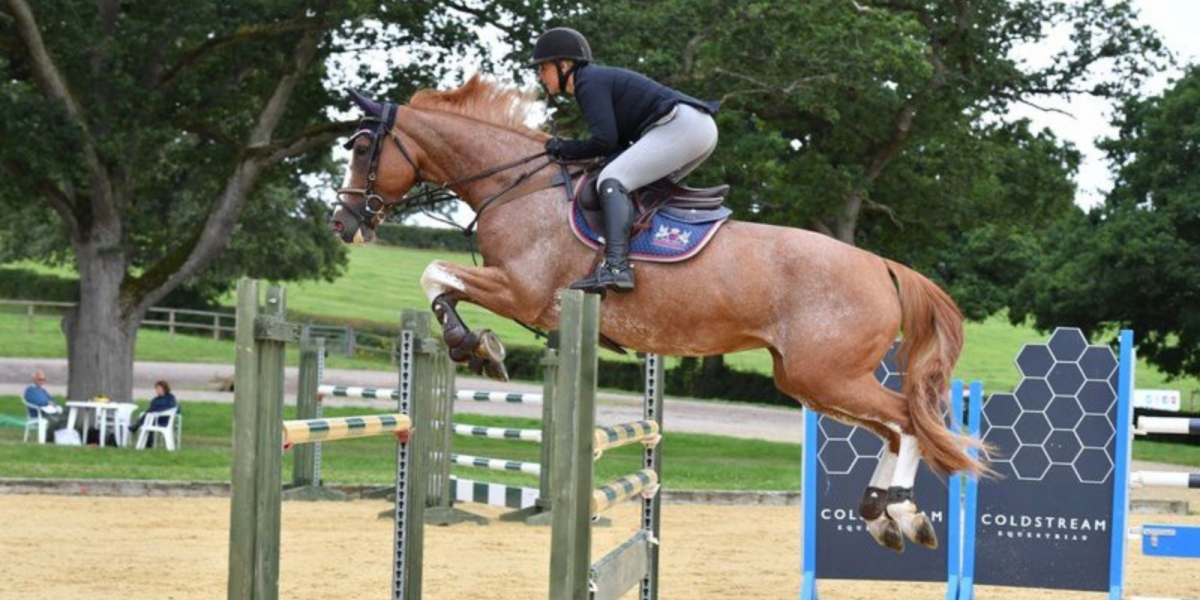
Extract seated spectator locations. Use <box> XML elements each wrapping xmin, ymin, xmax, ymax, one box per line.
<box><xmin>23</xmin><ymin>370</ymin><xmax>68</xmax><ymax>436</ymax></box>
<box><xmin>129</xmin><ymin>380</ymin><xmax>178</xmax><ymax>448</ymax></box>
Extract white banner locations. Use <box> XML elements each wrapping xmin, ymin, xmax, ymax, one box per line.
<box><xmin>1133</xmin><ymin>389</ymin><xmax>1181</xmax><ymax>412</ymax></box>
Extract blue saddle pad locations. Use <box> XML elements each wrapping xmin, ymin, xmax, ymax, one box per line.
<box><xmin>570</xmin><ymin>202</ymin><xmax>730</xmax><ymax>263</ymax></box>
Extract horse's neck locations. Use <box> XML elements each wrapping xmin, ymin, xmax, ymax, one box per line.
<box><xmin>403</xmin><ymin>109</ymin><xmax>550</xmax><ymax>213</ymax></box>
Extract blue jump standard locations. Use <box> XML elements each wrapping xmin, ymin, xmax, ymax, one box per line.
<box><xmin>1141</xmin><ymin>524</ymin><xmax>1200</xmax><ymax>558</ymax></box>
<box><xmin>799</xmin><ymin>329</ymin><xmax>1146</xmax><ymax>600</ymax></box>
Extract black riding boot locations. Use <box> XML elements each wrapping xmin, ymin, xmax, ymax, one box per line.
<box><xmin>571</xmin><ymin>178</ymin><xmax>636</xmax><ymax>293</ymax></box>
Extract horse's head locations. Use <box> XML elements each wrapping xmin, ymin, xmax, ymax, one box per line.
<box><xmin>330</xmin><ymin>90</ymin><xmax>422</xmax><ymax>244</ymax></box>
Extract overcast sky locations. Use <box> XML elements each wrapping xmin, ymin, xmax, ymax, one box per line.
<box><xmin>1014</xmin><ymin>0</ymin><xmax>1199</xmax><ymax>209</ymax></box>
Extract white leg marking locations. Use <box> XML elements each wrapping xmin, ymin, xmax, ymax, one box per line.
<box><xmin>420</xmin><ymin>261</ymin><xmax>466</xmax><ymax>303</ymax></box>
<box><xmin>891</xmin><ymin>433</ymin><xmax>921</xmax><ymax>489</ymax></box>
<box><xmin>869</xmin><ymin>448</ymin><xmax>898</xmax><ymax>489</ymax></box>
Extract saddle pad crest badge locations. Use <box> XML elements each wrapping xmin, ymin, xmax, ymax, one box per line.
<box><xmin>570</xmin><ymin>201</ymin><xmax>728</xmax><ymax>263</ymax></box>
<box><xmin>652</xmin><ymin>225</ymin><xmax>692</xmax><ymax>250</ymax></box>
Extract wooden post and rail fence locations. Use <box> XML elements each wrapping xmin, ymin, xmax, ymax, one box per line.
<box><xmin>227</xmin><ymin>281</ymin><xmax>663</xmax><ymax>600</ymax></box>
<box><xmin>0</xmin><ymin>298</ymin><xmax>405</xmax><ymax>362</ymax></box>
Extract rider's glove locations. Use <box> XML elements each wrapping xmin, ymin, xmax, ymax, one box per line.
<box><xmin>544</xmin><ymin>137</ymin><xmax>567</xmax><ymax>160</ymax></box>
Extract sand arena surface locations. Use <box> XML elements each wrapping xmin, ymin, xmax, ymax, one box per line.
<box><xmin>1</xmin><ymin>495</ymin><xmax>1197</xmax><ymax>599</ymax></box>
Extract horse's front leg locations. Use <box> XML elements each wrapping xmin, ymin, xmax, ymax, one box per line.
<box><xmin>421</xmin><ymin>260</ymin><xmax>521</xmax><ymax>382</ymax></box>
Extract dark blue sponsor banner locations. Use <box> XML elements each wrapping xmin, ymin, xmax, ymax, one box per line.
<box><xmin>810</xmin><ymin>415</ymin><xmax>953</xmax><ymax>582</ymax></box>
<box><xmin>966</xmin><ymin>328</ymin><xmax>1128</xmax><ymax>593</ymax></box>
<box><xmin>800</xmin><ymin>345</ymin><xmax>963</xmax><ymax>599</ymax></box>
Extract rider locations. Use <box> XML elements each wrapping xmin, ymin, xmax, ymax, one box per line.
<box><xmin>530</xmin><ymin>27</ymin><xmax>720</xmax><ymax>293</ymax></box>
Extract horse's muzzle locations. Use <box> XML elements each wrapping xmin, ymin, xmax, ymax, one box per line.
<box><xmin>329</xmin><ymin>209</ymin><xmax>373</xmax><ymax>244</ymax></box>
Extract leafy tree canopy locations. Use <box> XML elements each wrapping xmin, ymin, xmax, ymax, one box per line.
<box><xmin>1012</xmin><ymin>65</ymin><xmax>1200</xmax><ymax>377</ymax></box>
<box><xmin>549</xmin><ymin>0</ymin><xmax>1165</xmax><ymax>317</ymax></box>
<box><xmin>0</xmin><ymin>0</ymin><xmax>547</xmax><ymax>398</ymax></box>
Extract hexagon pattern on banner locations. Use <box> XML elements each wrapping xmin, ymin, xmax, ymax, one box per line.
<box><xmin>982</xmin><ymin>328</ymin><xmax>1118</xmax><ymax>484</ymax></box>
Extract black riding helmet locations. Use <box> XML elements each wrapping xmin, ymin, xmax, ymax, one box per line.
<box><xmin>530</xmin><ymin>27</ymin><xmax>592</xmax><ymax>96</ymax></box>
<box><xmin>528</xmin><ymin>27</ymin><xmax>592</xmax><ymax>66</ymax></box>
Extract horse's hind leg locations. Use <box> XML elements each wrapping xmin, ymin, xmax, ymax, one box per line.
<box><xmin>829</xmin><ymin>416</ymin><xmax>935</xmax><ymax>552</ymax></box>
<box><xmin>822</xmin><ymin>412</ymin><xmax>908</xmax><ymax>553</ymax></box>
<box><xmin>883</xmin><ymin>432</ymin><xmax>938</xmax><ymax>550</ymax></box>
<box><xmin>821</xmin><ymin>378</ymin><xmax>938</xmax><ymax>552</ymax></box>
<box><xmin>859</xmin><ymin>435</ymin><xmax>905</xmax><ymax>552</ymax></box>
<box><xmin>777</xmin><ymin>356</ymin><xmax>937</xmax><ymax>552</ymax></box>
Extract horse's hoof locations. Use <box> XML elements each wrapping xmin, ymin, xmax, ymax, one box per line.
<box><xmin>866</xmin><ymin>517</ymin><xmax>905</xmax><ymax>553</ymax></box>
<box><xmin>481</xmin><ymin>358</ymin><xmax>509</xmax><ymax>382</ymax></box>
<box><xmin>886</xmin><ymin>501</ymin><xmax>938</xmax><ymax>550</ymax></box>
<box><xmin>473</xmin><ymin>329</ymin><xmax>506</xmax><ymax>361</ymax></box>
<box><xmin>907</xmin><ymin>512</ymin><xmax>939</xmax><ymax>550</ymax></box>
<box><xmin>469</xmin><ymin>330</ymin><xmax>508</xmax><ymax>381</ymax></box>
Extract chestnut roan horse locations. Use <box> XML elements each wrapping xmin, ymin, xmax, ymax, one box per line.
<box><xmin>330</xmin><ymin>76</ymin><xmax>984</xmax><ymax>553</ymax></box>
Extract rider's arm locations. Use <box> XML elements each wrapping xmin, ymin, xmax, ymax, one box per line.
<box><xmin>555</xmin><ymin>75</ymin><xmax>618</xmax><ymax>160</ymax></box>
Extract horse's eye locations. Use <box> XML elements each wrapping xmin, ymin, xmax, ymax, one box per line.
<box><xmin>353</xmin><ymin>144</ymin><xmax>369</xmax><ymax>157</ymax></box>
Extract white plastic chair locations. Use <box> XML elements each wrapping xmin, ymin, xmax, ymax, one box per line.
<box><xmin>136</xmin><ymin>407</ymin><xmax>178</xmax><ymax>451</ymax></box>
<box><xmin>173</xmin><ymin>412</ymin><xmax>183</xmax><ymax>450</ymax></box>
<box><xmin>21</xmin><ymin>400</ymin><xmax>50</xmax><ymax>444</ymax></box>
<box><xmin>106</xmin><ymin>403</ymin><xmax>138</xmax><ymax>448</ymax></box>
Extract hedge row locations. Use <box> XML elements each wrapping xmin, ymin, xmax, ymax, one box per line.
<box><xmin>376</xmin><ymin>223</ymin><xmax>476</xmax><ymax>252</ymax></box>
<box><xmin>485</xmin><ymin>344</ymin><xmax>795</xmax><ymax>409</ymax></box>
<box><xmin>0</xmin><ymin>268</ymin><xmax>79</xmax><ymax>302</ymax></box>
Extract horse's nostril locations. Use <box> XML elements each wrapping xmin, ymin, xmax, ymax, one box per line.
<box><xmin>332</xmin><ymin>221</ymin><xmax>345</xmax><ymax>233</ymax></box>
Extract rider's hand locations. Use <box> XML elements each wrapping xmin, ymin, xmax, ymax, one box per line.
<box><xmin>544</xmin><ymin>137</ymin><xmax>567</xmax><ymax>160</ymax></box>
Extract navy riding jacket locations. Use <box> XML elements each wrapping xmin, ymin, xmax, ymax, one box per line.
<box><xmin>555</xmin><ymin>64</ymin><xmax>719</xmax><ymax>161</ymax></box>
<box><xmin>141</xmin><ymin>393</ymin><xmax>178</xmax><ymax>427</ymax></box>
<box><xmin>148</xmin><ymin>393</ymin><xmax>177</xmax><ymax>413</ymax></box>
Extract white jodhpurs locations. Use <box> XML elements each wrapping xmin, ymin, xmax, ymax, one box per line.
<box><xmin>598</xmin><ymin>103</ymin><xmax>718</xmax><ymax>192</ymax></box>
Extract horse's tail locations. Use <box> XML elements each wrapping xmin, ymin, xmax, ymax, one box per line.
<box><xmin>885</xmin><ymin>259</ymin><xmax>987</xmax><ymax>477</ymax></box>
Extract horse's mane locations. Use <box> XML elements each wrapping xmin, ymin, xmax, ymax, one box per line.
<box><xmin>409</xmin><ymin>75</ymin><xmax>543</xmax><ymax>138</ymax></box>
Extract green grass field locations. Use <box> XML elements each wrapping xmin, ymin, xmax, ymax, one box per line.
<box><xmin>2</xmin><ymin>398</ymin><xmax>1194</xmax><ymax>488</ymax></box>
<box><xmin>0</xmin><ymin>399</ymin><xmax>803</xmax><ymax>490</ymax></box>
<box><xmin>2</xmin><ymin>243</ymin><xmax>1199</xmax><ymax>488</ymax></box>
<box><xmin>6</xmin><ymin>244</ymin><xmax>1200</xmax><ymax>403</ymax></box>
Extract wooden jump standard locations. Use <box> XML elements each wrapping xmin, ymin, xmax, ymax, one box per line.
<box><xmin>550</xmin><ymin>289</ymin><xmax>664</xmax><ymax>600</ymax></box>
<box><xmin>227</xmin><ymin>280</ymin><xmax>428</xmax><ymax>600</ymax></box>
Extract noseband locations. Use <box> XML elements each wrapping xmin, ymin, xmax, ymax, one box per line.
<box><xmin>336</xmin><ymin>101</ymin><xmax>554</xmax><ymax>231</ymax></box>
<box><xmin>335</xmin><ymin>103</ymin><xmax>427</xmax><ymax>226</ymax></box>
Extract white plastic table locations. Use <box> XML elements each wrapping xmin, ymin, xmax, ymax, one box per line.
<box><xmin>65</xmin><ymin>401</ymin><xmax>129</xmax><ymax>447</ymax></box>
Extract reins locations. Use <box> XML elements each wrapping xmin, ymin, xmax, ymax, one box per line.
<box><xmin>460</xmin><ymin>153</ymin><xmax>556</xmax><ymax>236</ymax></box>
<box><xmin>337</xmin><ymin>102</ymin><xmax>556</xmax><ymax>237</ymax></box>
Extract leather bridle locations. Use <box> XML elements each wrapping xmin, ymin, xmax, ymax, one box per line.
<box><xmin>335</xmin><ymin>101</ymin><xmax>555</xmax><ymax>233</ymax></box>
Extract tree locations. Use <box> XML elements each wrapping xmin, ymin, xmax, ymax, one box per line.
<box><xmin>540</xmin><ymin>0</ymin><xmax>1161</xmax><ymax>386</ymax></box>
<box><xmin>558</xmin><ymin>0</ymin><xmax>1164</xmax><ymax>254</ymax></box>
<box><xmin>1011</xmin><ymin>66</ymin><xmax>1200</xmax><ymax>378</ymax></box>
<box><xmin>0</xmin><ymin>0</ymin><xmax>547</xmax><ymax>399</ymax></box>
<box><xmin>929</xmin><ymin>121</ymin><xmax>1082</xmax><ymax>318</ymax></box>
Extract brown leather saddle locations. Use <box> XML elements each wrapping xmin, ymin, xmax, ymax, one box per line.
<box><xmin>559</xmin><ymin>167</ymin><xmax>731</xmax><ymax>236</ymax></box>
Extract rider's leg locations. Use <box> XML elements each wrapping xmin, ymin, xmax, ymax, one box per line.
<box><xmin>573</xmin><ymin>105</ymin><xmax>719</xmax><ymax>293</ymax></box>
<box><xmin>668</xmin><ymin>116</ymin><xmax>718</xmax><ymax>183</ymax></box>
<box><xmin>570</xmin><ymin>179</ymin><xmax>636</xmax><ymax>292</ymax></box>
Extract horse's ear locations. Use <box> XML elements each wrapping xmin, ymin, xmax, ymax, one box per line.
<box><xmin>348</xmin><ymin>89</ymin><xmax>382</xmax><ymax>117</ymax></box>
